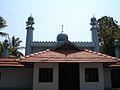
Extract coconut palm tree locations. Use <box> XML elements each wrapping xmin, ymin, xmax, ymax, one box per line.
<box><xmin>0</xmin><ymin>36</ymin><xmax>24</xmax><ymax>58</ymax></box>
<box><xmin>8</xmin><ymin>36</ymin><xmax>24</xmax><ymax>58</ymax></box>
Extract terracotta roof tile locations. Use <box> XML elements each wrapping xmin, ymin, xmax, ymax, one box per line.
<box><xmin>107</xmin><ymin>62</ymin><xmax>120</xmax><ymax>68</ymax></box>
<box><xmin>20</xmin><ymin>49</ymin><xmax>119</xmax><ymax>63</ymax></box>
<box><xmin>0</xmin><ymin>59</ymin><xmax>25</xmax><ymax>67</ymax></box>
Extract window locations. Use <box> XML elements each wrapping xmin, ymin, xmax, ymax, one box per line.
<box><xmin>39</xmin><ymin>68</ymin><xmax>53</xmax><ymax>82</ymax></box>
<box><xmin>111</xmin><ymin>69</ymin><xmax>120</xmax><ymax>88</ymax></box>
<box><xmin>85</xmin><ymin>68</ymin><xmax>99</xmax><ymax>82</ymax></box>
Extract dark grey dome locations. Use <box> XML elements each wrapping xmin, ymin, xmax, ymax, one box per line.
<box><xmin>57</xmin><ymin>33</ymin><xmax>68</xmax><ymax>42</ymax></box>
<box><xmin>4</xmin><ymin>39</ymin><xmax>8</xmax><ymax>43</ymax></box>
<box><xmin>28</xmin><ymin>16</ymin><xmax>34</xmax><ymax>21</ymax></box>
<box><xmin>91</xmin><ymin>17</ymin><xmax>96</xmax><ymax>22</ymax></box>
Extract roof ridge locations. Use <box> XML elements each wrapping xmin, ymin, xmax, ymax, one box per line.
<box><xmin>24</xmin><ymin>49</ymin><xmax>50</xmax><ymax>59</ymax></box>
<box><xmin>33</xmin><ymin>41</ymin><xmax>56</xmax><ymax>43</ymax></box>
<box><xmin>32</xmin><ymin>41</ymin><xmax>94</xmax><ymax>43</ymax></box>
<box><xmin>84</xmin><ymin>49</ymin><xmax>118</xmax><ymax>60</ymax></box>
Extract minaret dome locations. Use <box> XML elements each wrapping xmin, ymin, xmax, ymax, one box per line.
<box><xmin>90</xmin><ymin>16</ymin><xmax>97</xmax><ymax>26</ymax></box>
<box><xmin>28</xmin><ymin>16</ymin><xmax>34</xmax><ymax>21</ymax></box>
<box><xmin>26</xmin><ymin>16</ymin><xmax>35</xmax><ymax>27</ymax></box>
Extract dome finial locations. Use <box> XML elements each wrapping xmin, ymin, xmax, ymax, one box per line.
<box><xmin>30</xmin><ymin>13</ymin><xmax>32</xmax><ymax>17</ymax></box>
<box><xmin>61</xmin><ymin>25</ymin><xmax>64</xmax><ymax>33</ymax></box>
<box><xmin>57</xmin><ymin>25</ymin><xmax>68</xmax><ymax>42</ymax></box>
<box><xmin>93</xmin><ymin>14</ymin><xmax>94</xmax><ymax>17</ymax></box>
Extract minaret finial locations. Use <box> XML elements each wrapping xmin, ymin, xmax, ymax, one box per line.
<box><xmin>61</xmin><ymin>25</ymin><xmax>64</xmax><ymax>33</ymax></box>
<box><xmin>30</xmin><ymin>13</ymin><xmax>32</xmax><ymax>16</ymax></box>
<box><xmin>93</xmin><ymin>14</ymin><xmax>94</xmax><ymax>17</ymax></box>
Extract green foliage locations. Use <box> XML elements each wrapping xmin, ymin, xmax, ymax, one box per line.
<box><xmin>8</xmin><ymin>36</ymin><xmax>24</xmax><ymax>58</ymax></box>
<box><xmin>0</xmin><ymin>16</ymin><xmax>7</xmax><ymax>29</ymax></box>
<box><xmin>0</xmin><ymin>16</ymin><xmax>8</xmax><ymax>36</ymax></box>
<box><xmin>0</xmin><ymin>41</ymin><xmax>4</xmax><ymax>56</ymax></box>
<box><xmin>0</xmin><ymin>36</ymin><xmax>24</xmax><ymax>58</ymax></box>
<box><xmin>114</xmin><ymin>28</ymin><xmax>120</xmax><ymax>40</ymax></box>
<box><xmin>0</xmin><ymin>16</ymin><xmax>24</xmax><ymax>58</ymax></box>
<box><xmin>97</xmin><ymin>16</ymin><xmax>120</xmax><ymax>56</ymax></box>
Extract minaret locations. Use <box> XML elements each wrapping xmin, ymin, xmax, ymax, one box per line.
<box><xmin>90</xmin><ymin>16</ymin><xmax>99</xmax><ymax>52</ymax></box>
<box><xmin>114</xmin><ymin>40</ymin><xmax>120</xmax><ymax>58</ymax></box>
<box><xmin>3</xmin><ymin>39</ymin><xmax>9</xmax><ymax>58</ymax></box>
<box><xmin>25</xmin><ymin>15</ymin><xmax>34</xmax><ymax>55</ymax></box>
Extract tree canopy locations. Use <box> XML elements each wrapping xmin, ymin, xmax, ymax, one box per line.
<box><xmin>0</xmin><ymin>16</ymin><xmax>24</xmax><ymax>58</ymax></box>
<box><xmin>0</xmin><ymin>36</ymin><xmax>24</xmax><ymax>58</ymax></box>
<box><xmin>97</xmin><ymin>16</ymin><xmax>120</xmax><ymax>56</ymax></box>
<box><xmin>0</xmin><ymin>16</ymin><xmax>8</xmax><ymax>36</ymax></box>
<box><xmin>9</xmin><ymin>36</ymin><xmax>24</xmax><ymax>58</ymax></box>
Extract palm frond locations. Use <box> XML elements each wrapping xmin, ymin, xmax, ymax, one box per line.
<box><xmin>0</xmin><ymin>32</ymin><xmax>8</xmax><ymax>36</ymax></box>
<box><xmin>17</xmin><ymin>46</ymin><xmax>25</xmax><ymax>50</ymax></box>
<box><xmin>0</xmin><ymin>16</ymin><xmax>7</xmax><ymax>29</ymax></box>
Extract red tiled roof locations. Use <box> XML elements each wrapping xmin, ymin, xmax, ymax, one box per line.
<box><xmin>0</xmin><ymin>58</ymin><xmax>25</xmax><ymax>67</ymax></box>
<box><xmin>20</xmin><ymin>49</ymin><xmax>119</xmax><ymax>63</ymax></box>
<box><xmin>107</xmin><ymin>62</ymin><xmax>120</xmax><ymax>68</ymax></box>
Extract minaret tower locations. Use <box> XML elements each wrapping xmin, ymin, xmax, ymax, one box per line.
<box><xmin>114</xmin><ymin>40</ymin><xmax>120</xmax><ymax>58</ymax></box>
<box><xmin>25</xmin><ymin>15</ymin><xmax>34</xmax><ymax>55</ymax></box>
<box><xmin>90</xmin><ymin>15</ymin><xmax>99</xmax><ymax>52</ymax></box>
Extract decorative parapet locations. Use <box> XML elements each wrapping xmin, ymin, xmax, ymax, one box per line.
<box><xmin>74</xmin><ymin>41</ymin><xmax>94</xmax><ymax>47</ymax></box>
<box><xmin>31</xmin><ymin>41</ymin><xmax>56</xmax><ymax>47</ymax></box>
<box><xmin>31</xmin><ymin>41</ymin><xmax>95</xmax><ymax>47</ymax></box>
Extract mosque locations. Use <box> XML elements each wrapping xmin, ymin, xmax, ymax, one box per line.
<box><xmin>25</xmin><ymin>15</ymin><xmax>99</xmax><ymax>55</ymax></box>
<box><xmin>0</xmin><ymin>16</ymin><xmax>120</xmax><ymax>90</ymax></box>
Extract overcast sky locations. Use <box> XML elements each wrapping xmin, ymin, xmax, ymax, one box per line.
<box><xmin>0</xmin><ymin>0</ymin><xmax>120</xmax><ymax>53</ymax></box>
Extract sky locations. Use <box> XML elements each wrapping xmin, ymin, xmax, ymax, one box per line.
<box><xmin>0</xmin><ymin>0</ymin><xmax>120</xmax><ymax>54</ymax></box>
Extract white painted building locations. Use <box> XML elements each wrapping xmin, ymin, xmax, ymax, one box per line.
<box><xmin>0</xmin><ymin>41</ymin><xmax>120</xmax><ymax>90</ymax></box>
<box><xmin>20</xmin><ymin>41</ymin><xmax>120</xmax><ymax>90</ymax></box>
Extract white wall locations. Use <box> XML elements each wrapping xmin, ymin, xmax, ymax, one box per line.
<box><xmin>33</xmin><ymin>63</ymin><xmax>105</xmax><ymax>90</ymax></box>
<box><xmin>79</xmin><ymin>63</ymin><xmax>104</xmax><ymax>90</ymax></box>
<box><xmin>104</xmin><ymin>68</ymin><xmax>112</xmax><ymax>89</ymax></box>
<box><xmin>33</xmin><ymin>63</ymin><xmax>58</xmax><ymax>90</ymax></box>
<box><xmin>0</xmin><ymin>68</ymin><xmax>33</xmax><ymax>88</ymax></box>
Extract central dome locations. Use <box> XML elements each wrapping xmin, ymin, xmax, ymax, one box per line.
<box><xmin>57</xmin><ymin>33</ymin><xmax>68</xmax><ymax>42</ymax></box>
